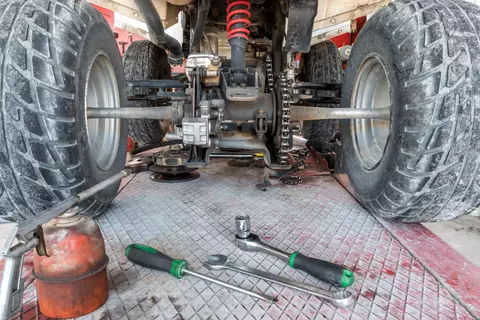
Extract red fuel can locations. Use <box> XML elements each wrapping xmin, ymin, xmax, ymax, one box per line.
<box><xmin>34</xmin><ymin>214</ymin><xmax>109</xmax><ymax>318</ymax></box>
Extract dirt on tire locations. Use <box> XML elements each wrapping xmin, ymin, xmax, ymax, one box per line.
<box><xmin>303</xmin><ymin>40</ymin><xmax>343</xmax><ymax>152</ymax></box>
<box><xmin>0</xmin><ymin>0</ymin><xmax>127</xmax><ymax>222</ymax></box>
<box><xmin>341</xmin><ymin>0</ymin><xmax>480</xmax><ymax>222</ymax></box>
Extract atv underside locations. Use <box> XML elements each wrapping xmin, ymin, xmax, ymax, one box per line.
<box><xmin>125</xmin><ymin>0</ymin><xmax>330</xmax><ymax>170</ymax></box>
<box><xmin>2</xmin><ymin>0</ymin><xmax>480</xmax><ymax>223</ymax></box>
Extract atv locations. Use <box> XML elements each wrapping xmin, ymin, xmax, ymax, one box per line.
<box><xmin>1</xmin><ymin>0</ymin><xmax>480</xmax><ymax>223</ymax></box>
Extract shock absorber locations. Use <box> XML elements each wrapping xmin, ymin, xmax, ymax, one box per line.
<box><xmin>226</xmin><ymin>0</ymin><xmax>251</xmax><ymax>72</ymax></box>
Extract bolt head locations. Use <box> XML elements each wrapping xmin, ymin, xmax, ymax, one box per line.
<box><xmin>211</xmin><ymin>56</ymin><xmax>221</xmax><ymax>66</ymax></box>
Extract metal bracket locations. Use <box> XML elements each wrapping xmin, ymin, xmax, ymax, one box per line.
<box><xmin>292</xmin><ymin>82</ymin><xmax>342</xmax><ymax>104</ymax></box>
<box><xmin>284</xmin><ymin>0</ymin><xmax>319</xmax><ymax>52</ymax></box>
<box><xmin>255</xmin><ymin>110</ymin><xmax>268</xmax><ymax>139</ymax></box>
<box><xmin>126</xmin><ymin>79</ymin><xmax>186</xmax><ymax>101</ymax></box>
<box><xmin>221</xmin><ymin>67</ymin><xmax>259</xmax><ymax>102</ymax></box>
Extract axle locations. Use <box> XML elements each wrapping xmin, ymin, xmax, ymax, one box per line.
<box><xmin>289</xmin><ymin>106</ymin><xmax>391</xmax><ymax>121</ymax></box>
<box><xmin>87</xmin><ymin>107</ymin><xmax>173</xmax><ymax>120</ymax></box>
<box><xmin>87</xmin><ymin>106</ymin><xmax>391</xmax><ymax>121</ymax></box>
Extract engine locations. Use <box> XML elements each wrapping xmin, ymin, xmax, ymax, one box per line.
<box><xmin>130</xmin><ymin>0</ymin><xmax>321</xmax><ymax>170</ymax></box>
<box><xmin>172</xmin><ymin>0</ymin><xmax>296</xmax><ymax>168</ymax></box>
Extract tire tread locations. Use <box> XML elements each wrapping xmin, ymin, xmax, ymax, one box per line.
<box><xmin>124</xmin><ymin>40</ymin><xmax>171</xmax><ymax>146</ymax></box>
<box><xmin>357</xmin><ymin>0</ymin><xmax>480</xmax><ymax>221</ymax></box>
<box><xmin>303</xmin><ymin>40</ymin><xmax>342</xmax><ymax>148</ymax></box>
<box><xmin>0</xmin><ymin>0</ymin><xmax>110</xmax><ymax>222</ymax></box>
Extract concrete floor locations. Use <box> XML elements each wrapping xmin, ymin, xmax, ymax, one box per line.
<box><xmin>423</xmin><ymin>214</ymin><xmax>480</xmax><ymax>267</ymax></box>
<box><xmin>5</xmin><ymin>163</ymin><xmax>480</xmax><ymax>319</ymax></box>
<box><xmin>1</xmin><ymin>213</ymin><xmax>480</xmax><ymax>268</ymax></box>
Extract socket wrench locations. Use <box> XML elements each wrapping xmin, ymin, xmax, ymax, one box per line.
<box><xmin>234</xmin><ymin>215</ymin><xmax>354</xmax><ymax>287</ymax></box>
<box><xmin>205</xmin><ymin>254</ymin><xmax>353</xmax><ymax>308</ymax></box>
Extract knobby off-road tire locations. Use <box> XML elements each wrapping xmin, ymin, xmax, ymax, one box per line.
<box><xmin>124</xmin><ymin>40</ymin><xmax>171</xmax><ymax>146</ymax></box>
<box><xmin>303</xmin><ymin>40</ymin><xmax>343</xmax><ymax>152</ymax></box>
<box><xmin>0</xmin><ymin>0</ymin><xmax>127</xmax><ymax>222</ymax></box>
<box><xmin>341</xmin><ymin>0</ymin><xmax>480</xmax><ymax>222</ymax></box>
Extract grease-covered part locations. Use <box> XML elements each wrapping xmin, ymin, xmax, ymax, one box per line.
<box><xmin>150</xmin><ymin>171</ymin><xmax>200</xmax><ymax>183</ymax></box>
<box><xmin>33</xmin><ymin>215</ymin><xmax>109</xmax><ymax>318</ymax></box>
<box><xmin>125</xmin><ymin>156</ymin><xmax>154</xmax><ymax>173</ymax></box>
<box><xmin>284</xmin><ymin>0</ymin><xmax>318</xmax><ymax>52</ymax></box>
<box><xmin>166</xmin><ymin>0</ymin><xmax>193</xmax><ymax>5</ymax></box>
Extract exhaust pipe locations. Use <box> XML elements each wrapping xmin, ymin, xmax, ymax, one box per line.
<box><xmin>134</xmin><ymin>0</ymin><xmax>184</xmax><ymax>65</ymax></box>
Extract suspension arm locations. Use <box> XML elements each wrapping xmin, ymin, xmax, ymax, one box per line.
<box><xmin>290</xmin><ymin>106</ymin><xmax>391</xmax><ymax>121</ymax></box>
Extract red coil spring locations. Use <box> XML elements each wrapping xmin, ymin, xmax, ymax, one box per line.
<box><xmin>226</xmin><ymin>0</ymin><xmax>251</xmax><ymax>41</ymax></box>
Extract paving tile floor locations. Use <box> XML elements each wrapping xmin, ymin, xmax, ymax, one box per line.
<box><xmin>16</xmin><ymin>159</ymin><xmax>476</xmax><ymax>319</ymax></box>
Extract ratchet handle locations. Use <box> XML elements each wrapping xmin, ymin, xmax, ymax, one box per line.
<box><xmin>289</xmin><ymin>252</ymin><xmax>354</xmax><ymax>287</ymax></box>
<box><xmin>125</xmin><ymin>244</ymin><xmax>187</xmax><ymax>279</ymax></box>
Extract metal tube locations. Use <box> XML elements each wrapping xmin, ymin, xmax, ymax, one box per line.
<box><xmin>165</xmin><ymin>133</ymin><xmax>183</xmax><ymax>141</ymax></box>
<box><xmin>183</xmin><ymin>269</ymin><xmax>276</xmax><ymax>302</ymax></box>
<box><xmin>230</xmin><ymin>37</ymin><xmax>246</xmax><ymax>72</ymax></box>
<box><xmin>0</xmin><ymin>239</ymin><xmax>39</xmax><ymax>320</ymax></box>
<box><xmin>87</xmin><ymin>107</ymin><xmax>173</xmax><ymax>120</ymax></box>
<box><xmin>16</xmin><ymin>198</ymin><xmax>79</xmax><ymax>243</ymax></box>
<box><xmin>290</xmin><ymin>106</ymin><xmax>391</xmax><ymax>121</ymax></box>
<box><xmin>77</xmin><ymin>169</ymin><xmax>131</xmax><ymax>202</ymax></box>
<box><xmin>0</xmin><ymin>256</ymin><xmax>24</xmax><ymax>320</ymax></box>
<box><xmin>16</xmin><ymin>170</ymin><xmax>131</xmax><ymax>242</ymax></box>
<box><xmin>209</xmin><ymin>154</ymin><xmax>253</xmax><ymax>158</ymax></box>
<box><xmin>134</xmin><ymin>0</ymin><xmax>183</xmax><ymax>65</ymax></box>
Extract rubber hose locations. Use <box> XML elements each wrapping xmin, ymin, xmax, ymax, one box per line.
<box><xmin>190</xmin><ymin>0</ymin><xmax>212</xmax><ymax>52</ymax></box>
<box><xmin>131</xmin><ymin>139</ymin><xmax>184</xmax><ymax>155</ymax></box>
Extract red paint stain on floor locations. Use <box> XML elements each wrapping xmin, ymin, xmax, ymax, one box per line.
<box><xmin>384</xmin><ymin>269</ymin><xmax>396</xmax><ymax>276</ymax></box>
<box><xmin>364</xmin><ymin>290</ymin><xmax>376</xmax><ymax>300</ymax></box>
<box><xmin>447</xmin><ymin>273</ymin><xmax>460</xmax><ymax>286</ymax></box>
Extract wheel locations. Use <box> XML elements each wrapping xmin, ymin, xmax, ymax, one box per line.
<box><xmin>303</xmin><ymin>40</ymin><xmax>343</xmax><ymax>152</ymax></box>
<box><xmin>124</xmin><ymin>40</ymin><xmax>171</xmax><ymax>146</ymax></box>
<box><xmin>0</xmin><ymin>0</ymin><xmax>127</xmax><ymax>222</ymax></box>
<box><xmin>341</xmin><ymin>0</ymin><xmax>480</xmax><ymax>222</ymax></box>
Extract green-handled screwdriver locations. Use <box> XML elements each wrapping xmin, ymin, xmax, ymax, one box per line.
<box><xmin>125</xmin><ymin>244</ymin><xmax>277</xmax><ymax>302</ymax></box>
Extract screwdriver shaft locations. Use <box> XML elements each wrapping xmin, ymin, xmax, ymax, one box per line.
<box><xmin>183</xmin><ymin>269</ymin><xmax>276</xmax><ymax>302</ymax></box>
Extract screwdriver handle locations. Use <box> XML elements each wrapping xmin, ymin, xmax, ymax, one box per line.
<box><xmin>125</xmin><ymin>244</ymin><xmax>187</xmax><ymax>279</ymax></box>
<box><xmin>289</xmin><ymin>252</ymin><xmax>354</xmax><ymax>287</ymax></box>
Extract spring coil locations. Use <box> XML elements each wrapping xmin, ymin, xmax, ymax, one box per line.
<box><xmin>226</xmin><ymin>0</ymin><xmax>251</xmax><ymax>41</ymax></box>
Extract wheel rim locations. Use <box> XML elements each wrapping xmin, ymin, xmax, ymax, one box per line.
<box><xmin>86</xmin><ymin>53</ymin><xmax>120</xmax><ymax>171</ymax></box>
<box><xmin>352</xmin><ymin>55</ymin><xmax>392</xmax><ymax>170</ymax></box>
